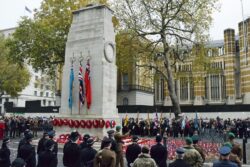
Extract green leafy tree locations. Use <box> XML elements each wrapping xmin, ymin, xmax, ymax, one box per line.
<box><xmin>113</xmin><ymin>0</ymin><xmax>219</xmax><ymax>117</ymax></box>
<box><xmin>0</xmin><ymin>35</ymin><xmax>30</xmax><ymax>97</ymax></box>
<box><xmin>6</xmin><ymin>0</ymin><xmax>108</xmax><ymax>76</ymax></box>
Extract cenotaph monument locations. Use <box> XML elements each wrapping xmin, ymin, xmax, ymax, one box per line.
<box><xmin>55</xmin><ymin>4</ymin><xmax>119</xmax><ymax>138</ymax></box>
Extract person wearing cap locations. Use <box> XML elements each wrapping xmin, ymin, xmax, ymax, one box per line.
<box><xmin>192</xmin><ymin>135</ymin><xmax>206</xmax><ymax>162</ymax></box>
<box><xmin>132</xmin><ymin>145</ymin><xmax>157</xmax><ymax>167</ymax></box>
<box><xmin>17</xmin><ymin>129</ymin><xmax>31</xmax><ymax>156</ymax></box>
<box><xmin>228</xmin><ymin>132</ymin><xmax>242</xmax><ymax>160</ymax></box>
<box><xmin>11</xmin><ymin>158</ymin><xmax>26</xmax><ymax>167</ymax></box>
<box><xmin>126</xmin><ymin>136</ymin><xmax>141</xmax><ymax>167</ymax></box>
<box><xmin>48</xmin><ymin>130</ymin><xmax>58</xmax><ymax>156</ymax></box>
<box><xmin>80</xmin><ymin>138</ymin><xmax>97</xmax><ymax>167</ymax></box>
<box><xmin>18</xmin><ymin>133</ymin><xmax>36</xmax><ymax>167</ymax></box>
<box><xmin>183</xmin><ymin>137</ymin><xmax>203</xmax><ymax>167</ymax></box>
<box><xmin>94</xmin><ymin>136</ymin><xmax>116</xmax><ymax>167</ymax></box>
<box><xmin>63</xmin><ymin>131</ymin><xmax>81</xmax><ymax>167</ymax></box>
<box><xmin>150</xmin><ymin>134</ymin><xmax>167</xmax><ymax>167</ymax></box>
<box><xmin>0</xmin><ymin>137</ymin><xmax>11</xmax><ymax>167</ymax></box>
<box><xmin>223</xmin><ymin>142</ymin><xmax>241</xmax><ymax>167</ymax></box>
<box><xmin>80</xmin><ymin>134</ymin><xmax>90</xmax><ymax>150</ymax></box>
<box><xmin>37</xmin><ymin>132</ymin><xmax>49</xmax><ymax>155</ymax></box>
<box><xmin>114</xmin><ymin>125</ymin><xmax>130</xmax><ymax>167</ymax></box>
<box><xmin>107</xmin><ymin>130</ymin><xmax>118</xmax><ymax>152</ymax></box>
<box><xmin>169</xmin><ymin>147</ymin><xmax>191</xmax><ymax>167</ymax></box>
<box><xmin>213</xmin><ymin>146</ymin><xmax>237</xmax><ymax>167</ymax></box>
<box><xmin>37</xmin><ymin>139</ymin><xmax>57</xmax><ymax>167</ymax></box>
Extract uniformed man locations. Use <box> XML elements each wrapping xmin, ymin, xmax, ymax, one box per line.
<box><xmin>192</xmin><ymin>135</ymin><xmax>206</xmax><ymax>162</ymax></box>
<box><xmin>107</xmin><ymin>130</ymin><xmax>117</xmax><ymax>152</ymax></box>
<box><xmin>80</xmin><ymin>138</ymin><xmax>97</xmax><ymax>167</ymax></box>
<box><xmin>228</xmin><ymin>132</ymin><xmax>243</xmax><ymax>160</ymax></box>
<box><xmin>150</xmin><ymin>134</ymin><xmax>167</xmax><ymax>167</ymax></box>
<box><xmin>94</xmin><ymin>137</ymin><xmax>116</xmax><ymax>167</ymax></box>
<box><xmin>125</xmin><ymin>136</ymin><xmax>141</xmax><ymax>167</ymax></box>
<box><xmin>18</xmin><ymin>133</ymin><xmax>36</xmax><ymax>167</ymax></box>
<box><xmin>80</xmin><ymin>134</ymin><xmax>90</xmax><ymax>150</ymax></box>
<box><xmin>223</xmin><ymin>142</ymin><xmax>241</xmax><ymax>167</ymax></box>
<box><xmin>183</xmin><ymin>137</ymin><xmax>203</xmax><ymax>167</ymax></box>
<box><xmin>114</xmin><ymin>126</ymin><xmax>130</xmax><ymax>167</ymax></box>
<box><xmin>63</xmin><ymin>131</ymin><xmax>81</xmax><ymax>167</ymax></box>
<box><xmin>37</xmin><ymin>139</ymin><xmax>57</xmax><ymax>167</ymax></box>
<box><xmin>169</xmin><ymin>147</ymin><xmax>191</xmax><ymax>167</ymax></box>
<box><xmin>37</xmin><ymin>132</ymin><xmax>49</xmax><ymax>155</ymax></box>
<box><xmin>213</xmin><ymin>146</ymin><xmax>237</xmax><ymax>167</ymax></box>
<box><xmin>132</xmin><ymin>145</ymin><xmax>157</xmax><ymax>167</ymax></box>
<box><xmin>48</xmin><ymin>130</ymin><xmax>58</xmax><ymax>155</ymax></box>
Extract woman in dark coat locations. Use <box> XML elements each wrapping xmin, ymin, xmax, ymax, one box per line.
<box><xmin>0</xmin><ymin>137</ymin><xmax>11</xmax><ymax>167</ymax></box>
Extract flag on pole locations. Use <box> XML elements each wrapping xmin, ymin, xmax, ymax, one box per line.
<box><xmin>25</xmin><ymin>6</ymin><xmax>32</xmax><ymax>13</ymax></box>
<box><xmin>68</xmin><ymin>67</ymin><xmax>74</xmax><ymax>110</ymax></box>
<box><xmin>78</xmin><ymin>64</ymin><xmax>85</xmax><ymax>106</ymax></box>
<box><xmin>154</xmin><ymin>110</ymin><xmax>159</xmax><ymax>129</ymax></box>
<box><xmin>84</xmin><ymin>59</ymin><xmax>92</xmax><ymax>109</ymax></box>
<box><xmin>194</xmin><ymin>112</ymin><xmax>199</xmax><ymax>129</ymax></box>
<box><xmin>124</xmin><ymin>114</ymin><xmax>129</xmax><ymax>127</ymax></box>
<box><xmin>181</xmin><ymin>117</ymin><xmax>186</xmax><ymax>129</ymax></box>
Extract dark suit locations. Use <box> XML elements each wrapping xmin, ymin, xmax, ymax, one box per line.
<box><xmin>37</xmin><ymin>138</ymin><xmax>48</xmax><ymax>155</ymax></box>
<box><xmin>63</xmin><ymin>142</ymin><xmax>81</xmax><ymax>167</ymax></box>
<box><xmin>80</xmin><ymin>146</ymin><xmax>97</xmax><ymax>167</ymax></box>
<box><xmin>150</xmin><ymin>143</ymin><xmax>167</xmax><ymax>167</ymax></box>
<box><xmin>37</xmin><ymin>149</ymin><xmax>57</xmax><ymax>167</ymax></box>
<box><xmin>169</xmin><ymin>159</ymin><xmax>191</xmax><ymax>167</ymax></box>
<box><xmin>125</xmin><ymin>143</ymin><xmax>141</xmax><ymax>167</ymax></box>
<box><xmin>18</xmin><ymin>143</ymin><xmax>36</xmax><ymax>167</ymax></box>
<box><xmin>0</xmin><ymin>146</ymin><xmax>11</xmax><ymax>167</ymax></box>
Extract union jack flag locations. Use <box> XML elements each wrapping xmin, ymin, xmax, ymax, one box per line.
<box><xmin>79</xmin><ymin>64</ymin><xmax>84</xmax><ymax>106</ymax></box>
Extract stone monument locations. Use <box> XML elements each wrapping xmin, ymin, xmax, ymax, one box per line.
<box><xmin>56</xmin><ymin>4</ymin><xmax>119</xmax><ymax>138</ymax></box>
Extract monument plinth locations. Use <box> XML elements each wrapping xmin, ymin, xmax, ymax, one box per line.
<box><xmin>56</xmin><ymin>4</ymin><xmax>119</xmax><ymax>138</ymax></box>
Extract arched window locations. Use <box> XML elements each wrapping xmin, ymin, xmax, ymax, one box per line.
<box><xmin>123</xmin><ymin>97</ymin><xmax>129</xmax><ymax>105</ymax></box>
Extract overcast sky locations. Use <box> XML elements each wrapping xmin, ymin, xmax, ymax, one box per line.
<box><xmin>0</xmin><ymin>0</ymin><xmax>250</xmax><ymax>40</ymax></box>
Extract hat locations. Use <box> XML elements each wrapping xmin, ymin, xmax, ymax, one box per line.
<box><xmin>43</xmin><ymin>132</ymin><xmax>49</xmax><ymax>137</ymax></box>
<box><xmin>45</xmin><ymin>139</ymin><xmax>55</xmax><ymax>149</ymax></box>
<box><xmin>219</xmin><ymin>146</ymin><xmax>231</xmax><ymax>156</ymax></box>
<box><xmin>83</xmin><ymin>134</ymin><xmax>90</xmax><ymax>140</ymax></box>
<box><xmin>70</xmin><ymin>131</ymin><xmax>79</xmax><ymax>141</ymax></box>
<box><xmin>48</xmin><ymin>130</ymin><xmax>55</xmax><ymax>137</ymax></box>
<box><xmin>228</xmin><ymin>132</ymin><xmax>235</xmax><ymax>139</ymax></box>
<box><xmin>156</xmin><ymin>135</ymin><xmax>162</xmax><ymax>142</ymax></box>
<box><xmin>192</xmin><ymin>135</ymin><xmax>199</xmax><ymax>142</ymax></box>
<box><xmin>11</xmin><ymin>158</ymin><xmax>26</xmax><ymax>167</ymax></box>
<box><xmin>223</xmin><ymin>142</ymin><xmax>233</xmax><ymax>149</ymax></box>
<box><xmin>132</xmin><ymin>136</ymin><xmax>139</xmax><ymax>142</ymax></box>
<box><xmin>102</xmin><ymin>136</ymin><xmax>112</xmax><ymax>145</ymax></box>
<box><xmin>185</xmin><ymin>137</ymin><xmax>193</xmax><ymax>145</ymax></box>
<box><xmin>86</xmin><ymin>138</ymin><xmax>95</xmax><ymax>146</ymax></box>
<box><xmin>141</xmin><ymin>145</ymin><xmax>150</xmax><ymax>153</ymax></box>
<box><xmin>116</xmin><ymin>126</ymin><xmax>121</xmax><ymax>131</ymax></box>
<box><xmin>24</xmin><ymin>129</ymin><xmax>30</xmax><ymax>137</ymax></box>
<box><xmin>107</xmin><ymin>130</ymin><xmax>115</xmax><ymax>135</ymax></box>
<box><xmin>3</xmin><ymin>137</ymin><xmax>10</xmax><ymax>143</ymax></box>
<box><xmin>25</xmin><ymin>133</ymin><xmax>33</xmax><ymax>141</ymax></box>
<box><xmin>176</xmin><ymin>147</ymin><xmax>185</xmax><ymax>154</ymax></box>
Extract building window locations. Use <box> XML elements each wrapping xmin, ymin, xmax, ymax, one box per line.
<box><xmin>0</xmin><ymin>98</ymin><xmax>2</xmax><ymax>104</ymax></box>
<box><xmin>122</xmin><ymin>73</ymin><xmax>129</xmax><ymax>90</ymax></box>
<box><xmin>219</xmin><ymin>47</ymin><xmax>224</xmax><ymax>56</ymax></box>
<box><xmin>48</xmin><ymin>101</ymin><xmax>51</xmax><ymax>106</ymax></box>
<box><xmin>46</xmin><ymin>92</ymin><xmax>49</xmax><ymax>97</ymax></box>
<box><xmin>5</xmin><ymin>98</ymin><xmax>9</xmax><ymax>102</ymax></box>
<box><xmin>34</xmin><ymin>91</ymin><xmax>37</xmax><ymax>96</ymax></box>
<box><xmin>155</xmin><ymin>76</ymin><xmax>164</xmax><ymax>102</ymax></box>
<box><xmin>34</xmin><ymin>83</ymin><xmax>38</xmax><ymax>88</ymax></box>
<box><xmin>43</xmin><ymin>100</ymin><xmax>46</xmax><ymax>106</ymax></box>
<box><xmin>40</xmin><ymin>84</ymin><xmax>44</xmax><ymax>89</ymax></box>
<box><xmin>35</xmin><ymin>76</ymin><xmax>38</xmax><ymax>80</ymax></box>
<box><xmin>123</xmin><ymin>97</ymin><xmax>128</xmax><ymax>105</ymax></box>
<box><xmin>208</xmin><ymin>49</ymin><xmax>213</xmax><ymax>57</ymax></box>
<box><xmin>40</xmin><ymin>92</ymin><xmax>43</xmax><ymax>97</ymax></box>
<box><xmin>46</xmin><ymin>85</ymin><xmax>50</xmax><ymax>90</ymax></box>
<box><xmin>180</xmin><ymin>77</ymin><xmax>188</xmax><ymax>100</ymax></box>
<box><xmin>211</xmin><ymin>75</ymin><xmax>220</xmax><ymax>100</ymax></box>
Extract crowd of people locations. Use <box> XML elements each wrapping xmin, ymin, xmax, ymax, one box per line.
<box><xmin>0</xmin><ymin>115</ymin><xmax>245</xmax><ymax>167</ymax></box>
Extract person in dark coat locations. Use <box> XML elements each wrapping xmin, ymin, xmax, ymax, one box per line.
<box><xmin>80</xmin><ymin>138</ymin><xmax>97</xmax><ymax>167</ymax></box>
<box><xmin>63</xmin><ymin>131</ymin><xmax>81</xmax><ymax>167</ymax></box>
<box><xmin>126</xmin><ymin>136</ymin><xmax>141</xmax><ymax>167</ymax></box>
<box><xmin>18</xmin><ymin>133</ymin><xmax>36</xmax><ymax>167</ymax></box>
<box><xmin>48</xmin><ymin>130</ymin><xmax>58</xmax><ymax>155</ymax></box>
<box><xmin>17</xmin><ymin>129</ymin><xmax>31</xmax><ymax>157</ymax></box>
<box><xmin>0</xmin><ymin>138</ymin><xmax>11</xmax><ymax>167</ymax></box>
<box><xmin>37</xmin><ymin>132</ymin><xmax>49</xmax><ymax>155</ymax></box>
<box><xmin>11</xmin><ymin>158</ymin><xmax>26</xmax><ymax>167</ymax></box>
<box><xmin>150</xmin><ymin>134</ymin><xmax>167</xmax><ymax>167</ymax></box>
<box><xmin>37</xmin><ymin>139</ymin><xmax>57</xmax><ymax>167</ymax></box>
<box><xmin>80</xmin><ymin>134</ymin><xmax>90</xmax><ymax>150</ymax></box>
<box><xmin>213</xmin><ymin>146</ymin><xmax>237</xmax><ymax>167</ymax></box>
<box><xmin>169</xmin><ymin>147</ymin><xmax>191</xmax><ymax>167</ymax></box>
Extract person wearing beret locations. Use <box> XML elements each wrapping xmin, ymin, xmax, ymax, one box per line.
<box><xmin>228</xmin><ymin>132</ymin><xmax>242</xmax><ymax>160</ymax></box>
<box><xmin>80</xmin><ymin>138</ymin><xmax>97</xmax><ymax>167</ymax></box>
<box><xmin>18</xmin><ymin>133</ymin><xmax>36</xmax><ymax>167</ymax></box>
<box><xmin>150</xmin><ymin>134</ymin><xmax>167</xmax><ymax>167</ymax></box>
<box><xmin>183</xmin><ymin>137</ymin><xmax>203</xmax><ymax>167</ymax></box>
<box><xmin>0</xmin><ymin>137</ymin><xmax>11</xmax><ymax>167</ymax></box>
<box><xmin>213</xmin><ymin>146</ymin><xmax>238</xmax><ymax>167</ymax></box>
<box><xmin>114</xmin><ymin>126</ymin><xmax>130</xmax><ymax>167</ymax></box>
<box><xmin>223</xmin><ymin>142</ymin><xmax>241</xmax><ymax>167</ymax></box>
<box><xmin>37</xmin><ymin>139</ymin><xmax>57</xmax><ymax>167</ymax></box>
<box><xmin>126</xmin><ymin>136</ymin><xmax>141</xmax><ymax>167</ymax></box>
<box><xmin>37</xmin><ymin>132</ymin><xmax>49</xmax><ymax>155</ymax></box>
<box><xmin>63</xmin><ymin>131</ymin><xmax>81</xmax><ymax>167</ymax></box>
<box><xmin>80</xmin><ymin>134</ymin><xmax>90</xmax><ymax>150</ymax></box>
<box><xmin>192</xmin><ymin>135</ymin><xmax>206</xmax><ymax>162</ymax></box>
<box><xmin>94</xmin><ymin>137</ymin><xmax>116</xmax><ymax>167</ymax></box>
<box><xmin>169</xmin><ymin>147</ymin><xmax>191</xmax><ymax>167</ymax></box>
